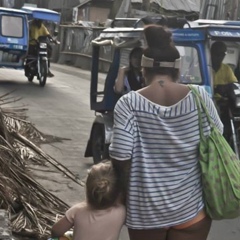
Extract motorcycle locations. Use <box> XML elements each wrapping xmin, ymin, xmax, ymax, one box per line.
<box><xmin>21</xmin><ymin>6</ymin><xmax>61</xmax><ymax>87</ymax></box>
<box><xmin>24</xmin><ymin>36</ymin><xmax>50</xmax><ymax>87</ymax></box>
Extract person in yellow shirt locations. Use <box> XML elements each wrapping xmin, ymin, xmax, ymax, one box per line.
<box><xmin>29</xmin><ymin>19</ymin><xmax>57</xmax><ymax>77</ymax></box>
<box><xmin>211</xmin><ymin>41</ymin><xmax>237</xmax><ymax>87</ymax></box>
<box><xmin>29</xmin><ymin>20</ymin><xmax>49</xmax><ymax>43</ymax></box>
<box><xmin>211</xmin><ymin>41</ymin><xmax>238</xmax><ymax>141</ymax></box>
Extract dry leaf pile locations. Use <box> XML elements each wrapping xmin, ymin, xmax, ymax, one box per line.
<box><xmin>0</xmin><ymin>93</ymin><xmax>83</xmax><ymax>239</ymax></box>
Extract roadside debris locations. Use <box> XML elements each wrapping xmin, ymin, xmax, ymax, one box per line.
<box><xmin>0</xmin><ymin>93</ymin><xmax>83</xmax><ymax>239</ymax></box>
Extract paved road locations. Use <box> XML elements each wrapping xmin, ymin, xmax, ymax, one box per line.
<box><xmin>0</xmin><ymin>64</ymin><xmax>239</xmax><ymax>240</ymax></box>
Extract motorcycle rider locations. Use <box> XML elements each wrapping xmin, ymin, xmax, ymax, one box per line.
<box><xmin>28</xmin><ymin>19</ymin><xmax>58</xmax><ymax>77</ymax></box>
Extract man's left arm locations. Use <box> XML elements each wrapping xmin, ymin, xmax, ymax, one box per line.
<box><xmin>41</xmin><ymin>24</ymin><xmax>50</xmax><ymax>36</ymax></box>
<box><xmin>226</xmin><ymin>65</ymin><xmax>238</xmax><ymax>83</ymax></box>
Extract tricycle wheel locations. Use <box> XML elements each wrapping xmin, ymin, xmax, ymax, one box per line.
<box><xmin>28</xmin><ymin>75</ymin><xmax>34</xmax><ymax>82</ymax></box>
<box><xmin>92</xmin><ymin>124</ymin><xmax>109</xmax><ymax>164</ymax></box>
<box><xmin>39</xmin><ymin>60</ymin><xmax>48</xmax><ymax>87</ymax></box>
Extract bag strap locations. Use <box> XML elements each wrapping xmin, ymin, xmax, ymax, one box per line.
<box><xmin>188</xmin><ymin>85</ymin><xmax>214</xmax><ymax>137</ymax></box>
<box><xmin>188</xmin><ymin>85</ymin><xmax>204</xmax><ymax>138</ymax></box>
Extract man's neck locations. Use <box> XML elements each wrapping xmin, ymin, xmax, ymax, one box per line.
<box><xmin>212</xmin><ymin>62</ymin><xmax>221</xmax><ymax>72</ymax></box>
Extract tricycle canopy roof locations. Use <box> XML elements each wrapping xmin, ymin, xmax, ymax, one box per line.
<box><xmin>92</xmin><ymin>17</ymin><xmax>240</xmax><ymax>48</ymax></box>
<box><xmin>21</xmin><ymin>6</ymin><xmax>61</xmax><ymax>23</ymax></box>
<box><xmin>0</xmin><ymin>7</ymin><xmax>29</xmax><ymax>16</ymax></box>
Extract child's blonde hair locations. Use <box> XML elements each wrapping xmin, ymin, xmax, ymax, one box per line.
<box><xmin>86</xmin><ymin>161</ymin><xmax>119</xmax><ymax>209</ymax></box>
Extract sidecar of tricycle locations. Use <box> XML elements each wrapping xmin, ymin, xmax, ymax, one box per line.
<box><xmin>0</xmin><ymin>7</ymin><xmax>29</xmax><ymax>69</ymax></box>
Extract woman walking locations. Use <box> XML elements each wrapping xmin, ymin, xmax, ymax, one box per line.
<box><xmin>109</xmin><ymin>24</ymin><xmax>223</xmax><ymax>240</ymax></box>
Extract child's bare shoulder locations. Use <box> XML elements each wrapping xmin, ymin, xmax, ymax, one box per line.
<box><xmin>70</xmin><ymin>201</ymin><xmax>88</xmax><ymax>210</ymax></box>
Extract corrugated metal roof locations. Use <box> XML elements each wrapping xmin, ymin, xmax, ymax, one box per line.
<box><xmin>131</xmin><ymin>0</ymin><xmax>200</xmax><ymax>12</ymax></box>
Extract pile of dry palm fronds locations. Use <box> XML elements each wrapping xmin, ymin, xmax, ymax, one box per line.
<box><xmin>0</xmin><ymin>93</ymin><xmax>83</xmax><ymax>239</ymax></box>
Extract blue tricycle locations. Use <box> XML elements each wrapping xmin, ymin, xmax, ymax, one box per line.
<box><xmin>0</xmin><ymin>7</ymin><xmax>29</xmax><ymax>69</ymax></box>
<box><xmin>85</xmin><ymin>17</ymin><xmax>240</xmax><ymax>163</ymax></box>
<box><xmin>0</xmin><ymin>7</ymin><xmax>60</xmax><ymax>86</ymax></box>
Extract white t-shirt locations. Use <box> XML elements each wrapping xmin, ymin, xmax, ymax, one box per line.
<box><xmin>109</xmin><ymin>85</ymin><xmax>223</xmax><ymax>229</ymax></box>
<box><xmin>66</xmin><ymin>202</ymin><xmax>126</xmax><ymax>240</ymax></box>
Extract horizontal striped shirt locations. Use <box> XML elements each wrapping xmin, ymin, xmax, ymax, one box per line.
<box><xmin>109</xmin><ymin>85</ymin><xmax>223</xmax><ymax>229</ymax></box>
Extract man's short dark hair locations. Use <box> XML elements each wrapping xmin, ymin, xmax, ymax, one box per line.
<box><xmin>211</xmin><ymin>41</ymin><xmax>227</xmax><ymax>54</ymax></box>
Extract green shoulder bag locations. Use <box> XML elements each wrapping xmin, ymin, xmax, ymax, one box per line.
<box><xmin>189</xmin><ymin>84</ymin><xmax>240</xmax><ymax>220</ymax></box>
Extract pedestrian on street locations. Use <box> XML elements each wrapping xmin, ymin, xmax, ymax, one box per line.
<box><xmin>109</xmin><ymin>24</ymin><xmax>223</xmax><ymax>240</ymax></box>
<box><xmin>114</xmin><ymin>47</ymin><xmax>144</xmax><ymax>95</ymax></box>
<box><xmin>49</xmin><ymin>161</ymin><xmax>126</xmax><ymax>240</ymax></box>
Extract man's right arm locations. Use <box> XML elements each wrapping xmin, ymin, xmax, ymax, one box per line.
<box><xmin>225</xmin><ymin>64</ymin><xmax>238</xmax><ymax>83</ymax></box>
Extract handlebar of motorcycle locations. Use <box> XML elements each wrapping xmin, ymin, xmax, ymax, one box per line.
<box><xmin>48</xmin><ymin>37</ymin><xmax>60</xmax><ymax>45</ymax></box>
<box><xmin>30</xmin><ymin>38</ymin><xmax>60</xmax><ymax>45</ymax></box>
<box><xmin>54</xmin><ymin>40</ymin><xmax>60</xmax><ymax>45</ymax></box>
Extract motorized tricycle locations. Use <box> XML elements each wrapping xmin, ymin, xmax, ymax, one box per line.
<box><xmin>85</xmin><ymin>17</ymin><xmax>240</xmax><ymax>163</ymax></box>
<box><xmin>24</xmin><ymin>35</ymin><xmax>49</xmax><ymax>86</ymax></box>
<box><xmin>21</xmin><ymin>6</ymin><xmax>61</xmax><ymax>87</ymax></box>
<box><xmin>0</xmin><ymin>7</ymin><xmax>29</xmax><ymax>69</ymax></box>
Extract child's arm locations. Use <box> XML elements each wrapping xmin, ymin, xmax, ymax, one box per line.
<box><xmin>51</xmin><ymin>216</ymin><xmax>73</xmax><ymax>237</ymax></box>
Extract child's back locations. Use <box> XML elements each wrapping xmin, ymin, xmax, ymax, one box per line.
<box><xmin>50</xmin><ymin>161</ymin><xmax>126</xmax><ymax>240</ymax></box>
<box><xmin>66</xmin><ymin>201</ymin><xmax>125</xmax><ymax>240</ymax></box>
